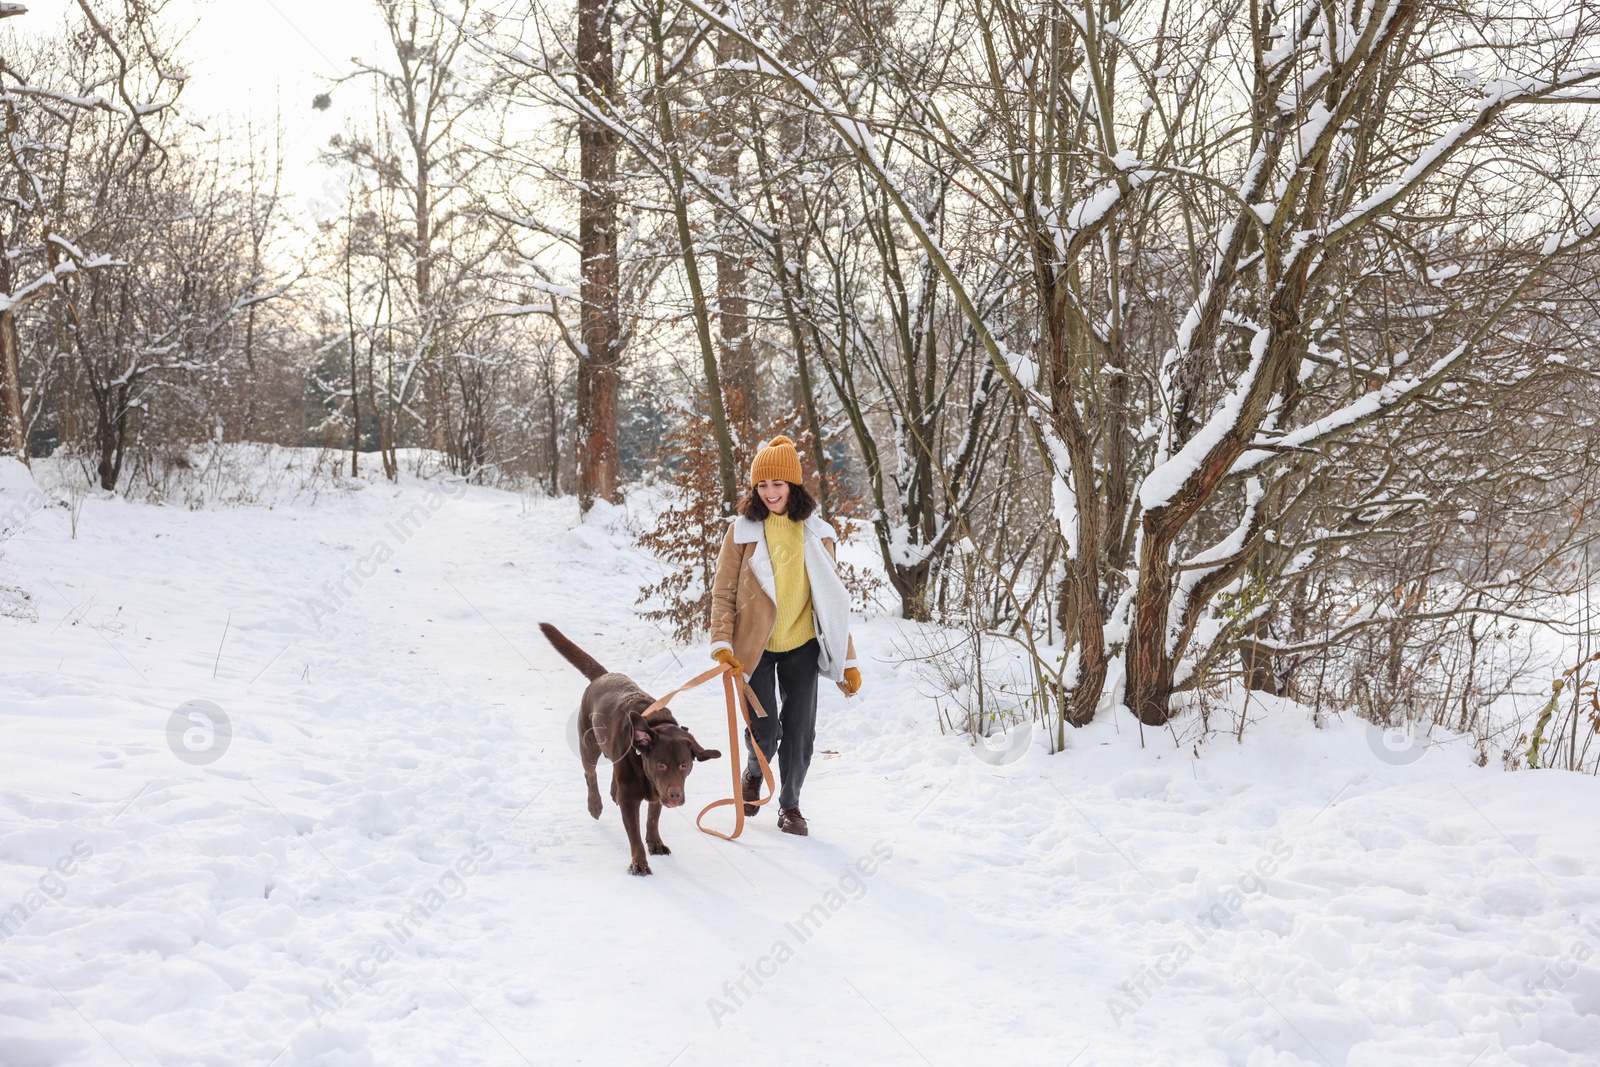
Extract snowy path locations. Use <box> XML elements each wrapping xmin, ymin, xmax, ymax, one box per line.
<box><xmin>2</xmin><ymin>467</ymin><xmax>1599</xmax><ymax>1066</ymax></box>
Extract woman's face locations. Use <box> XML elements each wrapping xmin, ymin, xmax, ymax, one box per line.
<box><xmin>757</xmin><ymin>478</ymin><xmax>791</xmax><ymax>515</ymax></box>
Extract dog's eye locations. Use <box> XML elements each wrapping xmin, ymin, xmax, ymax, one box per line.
<box><xmin>656</xmin><ymin>762</ymin><xmax>667</xmax><ymax>770</ymax></box>
<box><xmin>680</xmin><ymin>763</ymin><xmax>689</xmax><ymax>770</ymax></box>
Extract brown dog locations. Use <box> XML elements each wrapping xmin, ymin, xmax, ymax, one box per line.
<box><xmin>539</xmin><ymin>623</ymin><xmax>721</xmax><ymax>875</ymax></box>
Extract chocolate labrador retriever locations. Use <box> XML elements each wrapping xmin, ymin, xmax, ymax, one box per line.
<box><xmin>539</xmin><ymin>623</ymin><xmax>721</xmax><ymax>875</ymax></box>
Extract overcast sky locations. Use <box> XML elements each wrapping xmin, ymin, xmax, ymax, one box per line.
<box><xmin>13</xmin><ymin>0</ymin><xmax>397</xmax><ymax>223</ymax></box>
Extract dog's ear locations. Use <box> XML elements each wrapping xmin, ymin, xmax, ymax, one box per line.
<box><xmin>632</xmin><ymin>712</ymin><xmax>656</xmax><ymax>751</ymax></box>
<box><xmin>688</xmin><ymin>734</ymin><xmax>722</xmax><ymax>762</ymax></box>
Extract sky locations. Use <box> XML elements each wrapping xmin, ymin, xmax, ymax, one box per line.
<box><xmin>11</xmin><ymin>0</ymin><xmax>396</xmax><ymax>226</ymax></box>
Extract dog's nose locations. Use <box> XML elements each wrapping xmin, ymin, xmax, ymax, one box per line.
<box><xmin>665</xmin><ymin>789</ymin><xmax>684</xmax><ymax>805</ymax></box>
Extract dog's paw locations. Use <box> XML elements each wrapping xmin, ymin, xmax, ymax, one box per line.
<box><xmin>587</xmin><ymin>797</ymin><xmax>602</xmax><ymax>819</ymax></box>
<box><xmin>628</xmin><ymin>860</ymin><xmax>653</xmax><ymax>876</ymax></box>
<box><xmin>648</xmin><ymin>841</ymin><xmax>671</xmax><ymax>856</ymax></box>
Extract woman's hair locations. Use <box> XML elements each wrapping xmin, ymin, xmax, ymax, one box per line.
<box><xmin>739</xmin><ymin>481</ymin><xmax>816</xmax><ymax>522</ymax></box>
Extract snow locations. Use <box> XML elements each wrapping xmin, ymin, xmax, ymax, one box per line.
<box><xmin>3</xmin><ymin>450</ymin><xmax>1600</xmax><ymax>1065</ymax></box>
<box><xmin>1292</xmin><ymin>102</ymin><xmax>1334</xmax><ymax>167</ymax></box>
<box><xmin>45</xmin><ymin>233</ymin><xmax>88</xmax><ymax>262</ymax></box>
<box><xmin>1051</xmin><ymin>471</ymin><xmax>1078</xmax><ymax>559</ymax></box>
<box><xmin>1540</xmin><ymin>208</ymin><xmax>1600</xmax><ymax>258</ymax></box>
<box><xmin>1141</xmin><ymin>327</ymin><xmax>1270</xmax><ymax>511</ymax></box>
<box><xmin>885</xmin><ymin>523</ymin><xmax>935</xmax><ymax>569</ymax></box>
<box><xmin>1321</xmin><ymin>63</ymin><xmax>1600</xmax><ymax>246</ymax></box>
<box><xmin>1233</xmin><ymin>339</ymin><xmax>1471</xmax><ymax>475</ymax></box>
<box><xmin>4</xmin><ymin>85</ymin><xmax>120</xmax><ymax>115</ymax></box>
<box><xmin>1064</xmin><ymin>173</ymin><xmax>1152</xmax><ymax>234</ymax></box>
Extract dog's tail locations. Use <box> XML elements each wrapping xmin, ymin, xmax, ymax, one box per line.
<box><xmin>539</xmin><ymin>623</ymin><xmax>608</xmax><ymax>681</ymax></box>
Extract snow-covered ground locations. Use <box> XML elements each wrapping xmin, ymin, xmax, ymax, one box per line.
<box><xmin>2</xmin><ymin>452</ymin><xmax>1598</xmax><ymax>1066</ymax></box>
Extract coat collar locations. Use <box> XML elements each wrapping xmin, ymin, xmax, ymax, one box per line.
<box><xmin>804</xmin><ymin>514</ymin><xmax>837</xmax><ymax>541</ymax></box>
<box><xmin>732</xmin><ymin>514</ymin><xmax>836</xmax><ymax>544</ymax></box>
<box><xmin>732</xmin><ymin>515</ymin><xmax>762</xmax><ymax>544</ymax></box>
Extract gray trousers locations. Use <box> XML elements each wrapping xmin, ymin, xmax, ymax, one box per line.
<box><xmin>745</xmin><ymin>638</ymin><xmax>820</xmax><ymax>810</ymax></box>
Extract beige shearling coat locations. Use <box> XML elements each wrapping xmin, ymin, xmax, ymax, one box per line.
<box><xmin>710</xmin><ymin>514</ymin><xmax>858</xmax><ymax>688</ymax></box>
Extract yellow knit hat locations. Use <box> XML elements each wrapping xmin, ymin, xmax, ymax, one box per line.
<box><xmin>750</xmin><ymin>435</ymin><xmax>803</xmax><ymax>486</ymax></box>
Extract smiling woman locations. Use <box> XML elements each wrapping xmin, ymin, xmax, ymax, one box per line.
<box><xmin>708</xmin><ymin>436</ymin><xmax>861</xmax><ymax>838</ymax></box>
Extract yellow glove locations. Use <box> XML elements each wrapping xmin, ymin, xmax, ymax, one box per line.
<box><xmin>840</xmin><ymin>667</ymin><xmax>862</xmax><ymax>696</ymax></box>
<box><xmin>712</xmin><ymin>648</ymin><xmax>744</xmax><ymax>674</ymax></box>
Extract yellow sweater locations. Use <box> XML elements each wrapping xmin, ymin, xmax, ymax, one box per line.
<box><xmin>764</xmin><ymin>515</ymin><xmax>815</xmax><ymax>652</ymax></box>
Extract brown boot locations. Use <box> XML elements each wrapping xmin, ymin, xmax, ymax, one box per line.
<box><xmin>777</xmin><ymin>808</ymin><xmax>809</xmax><ymax>837</ymax></box>
<box><xmin>742</xmin><ymin>771</ymin><xmax>762</xmax><ymax>817</ymax></box>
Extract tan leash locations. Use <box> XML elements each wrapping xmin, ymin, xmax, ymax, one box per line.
<box><xmin>642</xmin><ymin>662</ymin><xmax>775</xmax><ymax>841</ymax></box>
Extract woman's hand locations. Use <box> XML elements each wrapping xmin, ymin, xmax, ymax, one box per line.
<box><xmin>712</xmin><ymin>648</ymin><xmax>744</xmax><ymax>674</ymax></box>
<box><xmin>840</xmin><ymin>667</ymin><xmax>862</xmax><ymax>696</ymax></box>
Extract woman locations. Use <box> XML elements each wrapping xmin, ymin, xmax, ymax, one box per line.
<box><xmin>709</xmin><ymin>436</ymin><xmax>862</xmax><ymax>837</ymax></box>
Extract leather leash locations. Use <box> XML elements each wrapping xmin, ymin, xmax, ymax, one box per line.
<box><xmin>642</xmin><ymin>662</ymin><xmax>775</xmax><ymax>841</ymax></box>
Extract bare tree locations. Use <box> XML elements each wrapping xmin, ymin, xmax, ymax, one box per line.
<box><xmin>680</xmin><ymin>0</ymin><xmax>1600</xmax><ymax>729</ymax></box>
<box><xmin>0</xmin><ymin>0</ymin><xmax>182</xmax><ymax>465</ymax></box>
<box><xmin>321</xmin><ymin>0</ymin><xmax>512</xmax><ymax>478</ymax></box>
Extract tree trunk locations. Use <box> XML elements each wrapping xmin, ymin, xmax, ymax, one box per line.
<box><xmin>545</xmin><ymin>362</ymin><xmax>561</xmax><ymax>495</ymax></box>
<box><xmin>1040</xmin><ymin>273</ymin><xmax>1108</xmax><ymax>727</ymax></box>
<box><xmin>1239</xmin><ymin>557</ymin><xmax>1278</xmax><ymax>694</ymax></box>
<box><xmin>1239</xmin><ymin>627</ymin><xmax>1280</xmax><ymax>694</ymax></box>
<box><xmin>653</xmin><ymin>5</ymin><xmax>737</xmax><ymax>514</ymax></box>
<box><xmin>349</xmin><ymin>339</ymin><xmax>361</xmax><ymax>478</ymax></box>
<box><xmin>415</xmin><ymin>156</ymin><xmax>451</xmax><ymax>460</ymax></box>
<box><xmin>789</xmin><ymin>298</ymin><xmax>830</xmax><ymax>514</ymax></box>
<box><xmin>0</xmin><ymin>311</ymin><xmax>24</xmax><ymax>462</ymax></box>
<box><xmin>576</xmin><ymin>0</ymin><xmax>622</xmax><ymax>512</ymax></box>
<box><xmin>94</xmin><ymin>381</ymin><xmax>130</xmax><ymax>491</ymax></box>
<box><xmin>714</xmin><ymin>240</ymin><xmax>755</xmax><ymax>431</ymax></box>
<box><xmin>1055</xmin><ymin>560</ymin><xmax>1108</xmax><ymax>726</ymax></box>
<box><xmin>1124</xmin><ymin>534</ymin><xmax>1176</xmax><ymax>726</ymax></box>
<box><xmin>893</xmin><ymin>562</ymin><xmax>933</xmax><ymax>621</ymax></box>
<box><xmin>754</xmin><ymin>110</ymin><xmax>831</xmax><ymax>515</ymax></box>
<box><xmin>369</xmin><ymin>348</ymin><xmax>397</xmax><ymax>481</ymax></box>
<box><xmin>0</xmin><ymin>239</ymin><xmax>27</xmax><ymax>462</ymax></box>
<box><xmin>712</xmin><ymin>33</ymin><xmax>758</xmax><ymax>427</ymax></box>
<box><xmin>344</xmin><ymin>204</ymin><xmax>361</xmax><ymax>478</ymax></box>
